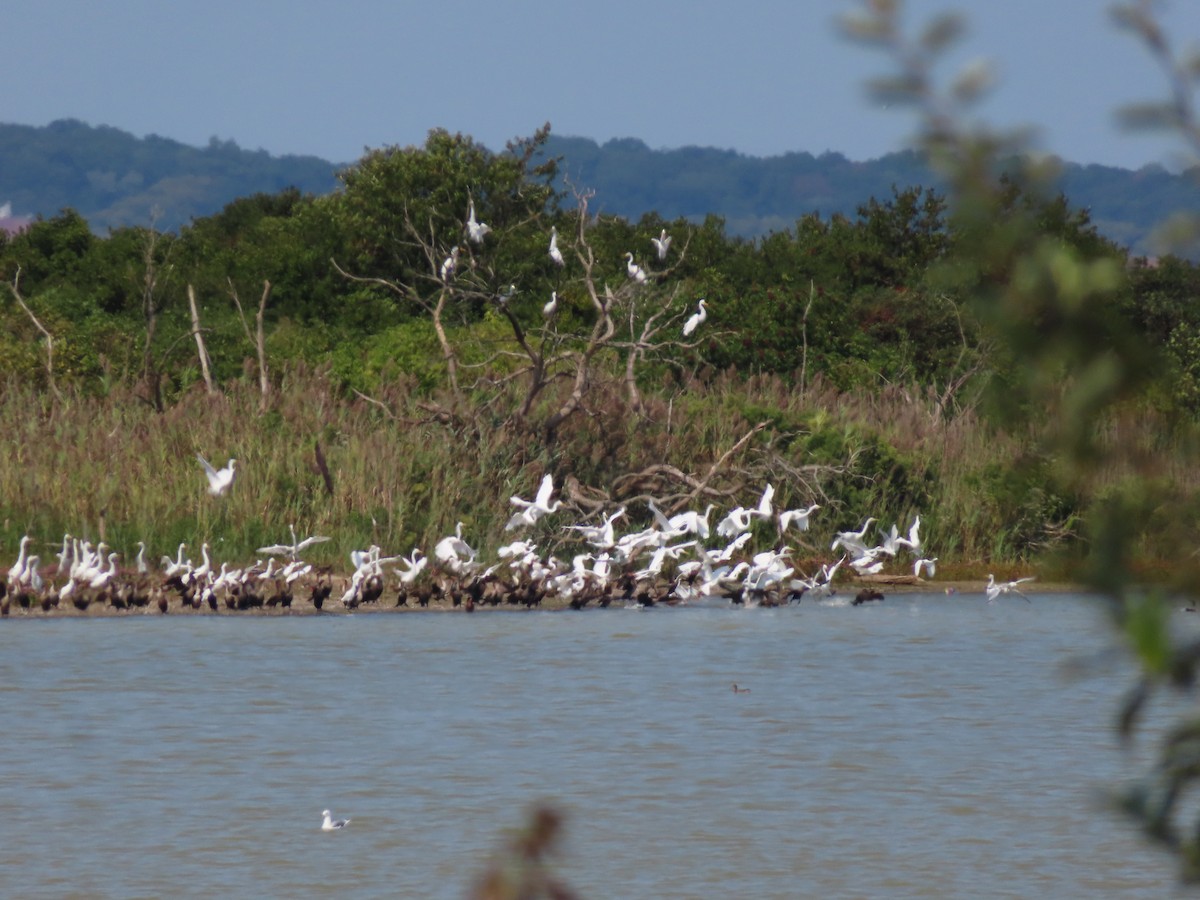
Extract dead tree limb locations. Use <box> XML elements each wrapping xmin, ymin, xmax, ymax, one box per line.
<box><xmin>187</xmin><ymin>284</ymin><xmax>216</xmax><ymax>394</ymax></box>
<box><xmin>7</xmin><ymin>266</ymin><xmax>64</xmax><ymax>403</ymax></box>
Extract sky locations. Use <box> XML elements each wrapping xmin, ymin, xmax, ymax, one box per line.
<box><xmin>8</xmin><ymin>1</ymin><xmax>1200</xmax><ymax>171</ymax></box>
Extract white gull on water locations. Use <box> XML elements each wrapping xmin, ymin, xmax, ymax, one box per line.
<box><xmin>322</xmin><ymin>809</ymin><xmax>350</xmax><ymax>831</ymax></box>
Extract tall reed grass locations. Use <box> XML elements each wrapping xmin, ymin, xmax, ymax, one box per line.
<box><xmin>1</xmin><ymin>365</ymin><xmax>1194</xmax><ymax>578</ymax></box>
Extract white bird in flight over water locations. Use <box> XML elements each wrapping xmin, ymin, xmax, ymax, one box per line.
<box><xmin>549</xmin><ymin>227</ymin><xmax>564</xmax><ymax>267</ymax></box>
<box><xmin>682</xmin><ymin>298</ymin><xmax>707</xmax><ymax>337</ymax></box>
<box><xmin>651</xmin><ymin>228</ymin><xmax>672</xmax><ymax>261</ymax></box>
<box><xmin>322</xmin><ymin>809</ymin><xmax>350</xmax><ymax>831</ymax></box>
<box><xmin>986</xmin><ymin>574</ymin><xmax>1034</xmax><ymax>603</ymax></box>
<box><xmin>197</xmin><ymin>454</ymin><xmax>236</xmax><ymax>496</ymax></box>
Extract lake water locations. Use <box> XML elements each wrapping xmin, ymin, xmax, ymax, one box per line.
<box><xmin>0</xmin><ymin>592</ymin><xmax>1190</xmax><ymax>897</ymax></box>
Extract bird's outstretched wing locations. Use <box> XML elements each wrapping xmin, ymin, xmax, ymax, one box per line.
<box><xmin>196</xmin><ymin>453</ymin><xmax>218</xmax><ymax>478</ymax></box>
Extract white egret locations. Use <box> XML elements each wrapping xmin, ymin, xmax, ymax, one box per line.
<box><xmin>832</xmin><ymin>517</ymin><xmax>876</xmax><ymax>555</ymax></box>
<box><xmin>549</xmin><ymin>227</ymin><xmax>565</xmax><ymax>266</ymax></box>
<box><xmin>897</xmin><ymin>514</ymin><xmax>923</xmax><ymax>554</ymax></box>
<box><xmin>778</xmin><ymin>503</ymin><xmax>820</xmax><ymax>536</ymax></box>
<box><xmin>135</xmin><ymin>541</ymin><xmax>149</xmax><ymax>575</ymax></box>
<box><xmin>986</xmin><ymin>574</ymin><xmax>1034</xmax><ymax>603</ymax></box>
<box><xmin>543</xmin><ymin>291</ymin><xmax>558</xmax><ymax>317</ymax></box>
<box><xmin>682</xmin><ymin>298</ymin><xmax>707</xmax><ymax>337</ymax></box>
<box><xmin>625</xmin><ymin>252</ymin><xmax>648</xmax><ymax>284</ymax></box>
<box><xmin>651</xmin><ymin>228</ymin><xmax>672</xmax><ymax>261</ymax></box>
<box><xmin>257</xmin><ymin>524</ymin><xmax>331</xmax><ymax>561</ymax></box>
<box><xmin>197</xmin><ymin>454</ymin><xmax>237</xmax><ymax>497</ymax></box>
<box><xmin>507</xmin><ymin>473</ymin><xmax>562</xmax><ymax>530</ymax></box>
<box><xmin>7</xmin><ymin>534</ymin><xmax>31</xmax><ymax>585</ymax></box>
<box><xmin>913</xmin><ymin>557</ymin><xmax>938</xmax><ymax>578</ymax></box>
<box><xmin>440</xmin><ymin>246</ymin><xmax>460</xmax><ymax>282</ymax></box>
<box><xmin>465</xmin><ymin>199</ymin><xmax>490</xmax><ymax>244</ymax></box>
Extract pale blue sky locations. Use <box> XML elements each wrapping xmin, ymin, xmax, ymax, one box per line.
<box><xmin>8</xmin><ymin>1</ymin><xmax>1200</xmax><ymax>169</ymax></box>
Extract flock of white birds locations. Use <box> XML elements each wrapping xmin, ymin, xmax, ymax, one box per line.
<box><xmin>0</xmin><ymin>459</ymin><xmax>1037</xmax><ymax>616</ymax></box>
<box><xmin>443</xmin><ymin>209</ymin><xmax>707</xmax><ymax>337</ymax></box>
<box><xmin>0</xmin><ymin>210</ymin><xmax>1040</xmax><ymax>615</ymax></box>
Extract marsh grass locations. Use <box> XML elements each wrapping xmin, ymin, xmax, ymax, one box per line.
<box><xmin>1</xmin><ymin>364</ymin><xmax>1196</xmax><ymax>576</ymax></box>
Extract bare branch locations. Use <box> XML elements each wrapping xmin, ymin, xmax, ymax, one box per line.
<box><xmin>7</xmin><ymin>266</ymin><xmax>64</xmax><ymax>403</ymax></box>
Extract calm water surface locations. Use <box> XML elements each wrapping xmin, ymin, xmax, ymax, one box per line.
<box><xmin>0</xmin><ymin>593</ymin><xmax>1189</xmax><ymax>897</ymax></box>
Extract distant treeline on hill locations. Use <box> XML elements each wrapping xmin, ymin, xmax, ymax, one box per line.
<box><xmin>1</xmin><ymin>118</ymin><xmax>1197</xmax><ymax>255</ymax></box>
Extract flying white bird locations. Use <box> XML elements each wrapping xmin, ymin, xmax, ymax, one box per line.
<box><xmin>321</xmin><ymin>809</ymin><xmax>351</xmax><ymax>831</ymax></box>
<box><xmin>506</xmin><ymin>473</ymin><xmax>562</xmax><ymax>530</ymax></box>
<box><xmin>197</xmin><ymin>454</ymin><xmax>237</xmax><ymax>496</ymax></box>
<box><xmin>913</xmin><ymin>557</ymin><xmax>938</xmax><ymax>578</ymax></box>
<box><xmin>625</xmin><ymin>252</ymin><xmax>648</xmax><ymax>284</ymax></box>
<box><xmin>257</xmin><ymin>524</ymin><xmax>331</xmax><ymax>560</ymax></box>
<box><xmin>985</xmin><ymin>574</ymin><xmax>1034</xmax><ymax>603</ymax></box>
<box><xmin>651</xmin><ymin>228</ymin><xmax>672</xmax><ymax>261</ymax></box>
<box><xmin>440</xmin><ymin>246</ymin><xmax>460</xmax><ymax>282</ymax></box>
<box><xmin>778</xmin><ymin>503</ymin><xmax>820</xmax><ymax>536</ymax></box>
<box><xmin>466</xmin><ymin>199</ymin><xmax>491</xmax><ymax>244</ymax></box>
<box><xmin>682</xmin><ymin>298</ymin><xmax>708</xmax><ymax>337</ymax></box>
<box><xmin>543</xmin><ymin>291</ymin><xmax>558</xmax><ymax>317</ymax></box>
<box><xmin>549</xmin><ymin>227</ymin><xmax>565</xmax><ymax>267</ymax></box>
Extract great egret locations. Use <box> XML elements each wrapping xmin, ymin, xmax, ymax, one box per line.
<box><xmin>440</xmin><ymin>246</ymin><xmax>460</xmax><ymax>282</ymax></box>
<box><xmin>197</xmin><ymin>454</ymin><xmax>237</xmax><ymax>496</ymax></box>
<box><xmin>913</xmin><ymin>557</ymin><xmax>938</xmax><ymax>578</ymax></box>
<box><xmin>832</xmin><ymin>517</ymin><xmax>876</xmax><ymax>555</ymax></box>
<box><xmin>986</xmin><ymin>574</ymin><xmax>1034</xmax><ymax>603</ymax></box>
<box><xmin>507</xmin><ymin>474</ymin><xmax>562</xmax><ymax>530</ymax></box>
<box><xmin>651</xmin><ymin>228</ymin><xmax>672</xmax><ymax>261</ymax></box>
<box><xmin>465</xmin><ymin>199</ymin><xmax>490</xmax><ymax>244</ymax></box>
<box><xmin>625</xmin><ymin>252</ymin><xmax>648</xmax><ymax>284</ymax></box>
<box><xmin>778</xmin><ymin>503</ymin><xmax>820</xmax><ymax>536</ymax></box>
<box><xmin>682</xmin><ymin>298</ymin><xmax>707</xmax><ymax>337</ymax></box>
<box><xmin>321</xmin><ymin>810</ymin><xmax>351</xmax><ymax>831</ymax></box>
<box><xmin>543</xmin><ymin>291</ymin><xmax>558</xmax><ymax>317</ymax></box>
<box><xmin>7</xmin><ymin>534</ymin><xmax>31</xmax><ymax>585</ymax></box>
<box><xmin>549</xmin><ymin>227</ymin><xmax>565</xmax><ymax>266</ymax></box>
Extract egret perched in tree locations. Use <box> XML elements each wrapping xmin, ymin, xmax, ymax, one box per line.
<box><xmin>651</xmin><ymin>228</ymin><xmax>672</xmax><ymax>261</ymax></box>
<box><xmin>543</xmin><ymin>291</ymin><xmax>558</xmax><ymax>317</ymax></box>
<box><xmin>440</xmin><ymin>246</ymin><xmax>460</xmax><ymax>282</ymax></box>
<box><xmin>465</xmin><ymin>199</ymin><xmax>490</xmax><ymax>244</ymax></box>
<box><xmin>625</xmin><ymin>252</ymin><xmax>648</xmax><ymax>284</ymax></box>
<box><xmin>549</xmin><ymin>227</ymin><xmax>565</xmax><ymax>267</ymax></box>
<box><xmin>197</xmin><ymin>454</ymin><xmax>237</xmax><ymax>497</ymax></box>
<box><xmin>682</xmin><ymin>299</ymin><xmax>707</xmax><ymax>337</ymax></box>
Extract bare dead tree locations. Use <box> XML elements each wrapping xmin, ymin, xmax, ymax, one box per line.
<box><xmin>229</xmin><ymin>278</ymin><xmax>273</xmax><ymax>410</ymax></box>
<box><xmin>7</xmin><ymin>266</ymin><xmax>64</xmax><ymax>403</ymax></box>
<box><xmin>137</xmin><ymin>216</ymin><xmax>175</xmax><ymax>411</ymax></box>
<box><xmin>187</xmin><ymin>284</ymin><xmax>216</xmax><ymax>394</ymax></box>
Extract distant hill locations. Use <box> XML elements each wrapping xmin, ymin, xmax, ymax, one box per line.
<box><xmin>2</xmin><ymin>119</ymin><xmax>1197</xmax><ymax>255</ymax></box>
<box><xmin>0</xmin><ymin>119</ymin><xmax>343</xmax><ymax>233</ymax></box>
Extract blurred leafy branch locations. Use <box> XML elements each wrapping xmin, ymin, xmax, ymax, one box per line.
<box><xmin>843</xmin><ymin>0</ymin><xmax>1200</xmax><ymax>882</ymax></box>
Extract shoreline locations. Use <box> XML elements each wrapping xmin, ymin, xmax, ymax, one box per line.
<box><xmin>0</xmin><ymin>577</ymin><xmax>1093</xmax><ymax>619</ymax></box>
